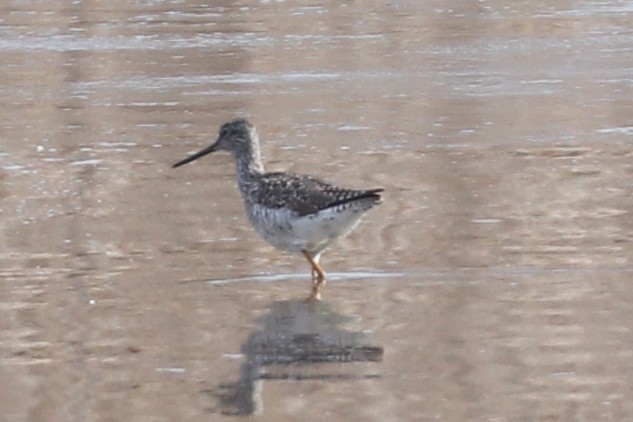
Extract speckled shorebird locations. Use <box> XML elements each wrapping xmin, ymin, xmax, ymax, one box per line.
<box><xmin>172</xmin><ymin>118</ymin><xmax>383</xmax><ymax>300</ymax></box>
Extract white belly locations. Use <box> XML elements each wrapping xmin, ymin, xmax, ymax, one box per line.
<box><xmin>244</xmin><ymin>202</ymin><xmax>369</xmax><ymax>254</ymax></box>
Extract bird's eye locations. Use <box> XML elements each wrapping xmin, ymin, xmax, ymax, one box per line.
<box><xmin>220</xmin><ymin>128</ymin><xmax>229</xmax><ymax>137</ymax></box>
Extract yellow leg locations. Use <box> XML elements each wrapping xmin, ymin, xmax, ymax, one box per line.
<box><xmin>302</xmin><ymin>251</ymin><xmax>326</xmax><ymax>301</ymax></box>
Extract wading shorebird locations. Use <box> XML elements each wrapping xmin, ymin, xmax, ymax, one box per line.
<box><xmin>172</xmin><ymin>118</ymin><xmax>383</xmax><ymax>300</ymax></box>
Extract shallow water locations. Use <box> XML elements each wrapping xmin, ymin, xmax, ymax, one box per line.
<box><xmin>1</xmin><ymin>1</ymin><xmax>632</xmax><ymax>421</ymax></box>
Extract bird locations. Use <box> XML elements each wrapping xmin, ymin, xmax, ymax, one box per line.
<box><xmin>172</xmin><ymin>118</ymin><xmax>383</xmax><ymax>300</ymax></box>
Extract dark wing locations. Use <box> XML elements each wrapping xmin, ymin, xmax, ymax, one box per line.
<box><xmin>255</xmin><ymin>172</ymin><xmax>383</xmax><ymax>217</ymax></box>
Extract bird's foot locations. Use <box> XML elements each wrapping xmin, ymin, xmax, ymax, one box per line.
<box><xmin>308</xmin><ymin>274</ymin><xmax>326</xmax><ymax>301</ymax></box>
<box><xmin>303</xmin><ymin>250</ymin><xmax>326</xmax><ymax>300</ymax></box>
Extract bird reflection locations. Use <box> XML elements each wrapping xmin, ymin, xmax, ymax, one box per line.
<box><xmin>211</xmin><ymin>300</ymin><xmax>383</xmax><ymax>415</ymax></box>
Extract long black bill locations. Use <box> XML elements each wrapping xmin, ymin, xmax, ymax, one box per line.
<box><xmin>172</xmin><ymin>143</ymin><xmax>218</xmax><ymax>168</ymax></box>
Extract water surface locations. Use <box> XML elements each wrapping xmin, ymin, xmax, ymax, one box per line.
<box><xmin>1</xmin><ymin>1</ymin><xmax>632</xmax><ymax>421</ymax></box>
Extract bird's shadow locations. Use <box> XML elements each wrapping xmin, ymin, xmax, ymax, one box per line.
<box><xmin>204</xmin><ymin>299</ymin><xmax>383</xmax><ymax>416</ymax></box>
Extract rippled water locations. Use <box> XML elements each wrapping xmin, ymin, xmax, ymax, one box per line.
<box><xmin>1</xmin><ymin>1</ymin><xmax>632</xmax><ymax>421</ymax></box>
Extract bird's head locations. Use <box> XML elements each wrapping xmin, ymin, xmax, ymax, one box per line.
<box><xmin>172</xmin><ymin>118</ymin><xmax>257</xmax><ymax>168</ymax></box>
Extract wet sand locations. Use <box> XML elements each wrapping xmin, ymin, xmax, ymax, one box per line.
<box><xmin>1</xmin><ymin>1</ymin><xmax>632</xmax><ymax>421</ymax></box>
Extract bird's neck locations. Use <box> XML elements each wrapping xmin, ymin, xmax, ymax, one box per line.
<box><xmin>235</xmin><ymin>135</ymin><xmax>265</xmax><ymax>184</ymax></box>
